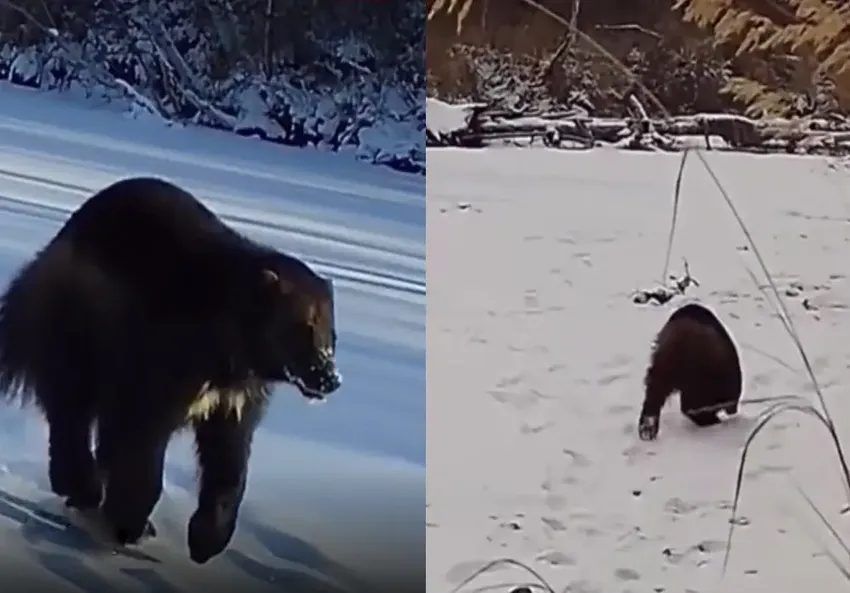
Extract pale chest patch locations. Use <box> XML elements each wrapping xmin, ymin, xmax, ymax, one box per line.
<box><xmin>186</xmin><ymin>382</ymin><xmax>249</xmax><ymax>423</ymax></box>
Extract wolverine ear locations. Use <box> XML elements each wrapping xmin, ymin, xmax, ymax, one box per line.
<box><xmin>261</xmin><ymin>268</ymin><xmax>294</xmax><ymax>294</ymax></box>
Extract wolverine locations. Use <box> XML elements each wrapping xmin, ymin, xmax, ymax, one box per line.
<box><xmin>638</xmin><ymin>302</ymin><xmax>741</xmax><ymax>441</ymax></box>
<box><xmin>0</xmin><ymin>177</ymin><xmax>342</xmax><ymax>563</ymax></box>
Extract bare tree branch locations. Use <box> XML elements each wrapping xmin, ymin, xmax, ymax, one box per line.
<box><xmin>594</xmin><ymin>23</ymin><xmax>662</xmax><ymax>41</ymax></box>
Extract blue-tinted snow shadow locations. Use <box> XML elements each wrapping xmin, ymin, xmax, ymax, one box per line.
<box><xmin>0</xmin><ymin>489</ymin><xmax>105</xmax><ymax>555</ymax></box>
<box><xmin>0</xmin><ymin>83</ymin><xmax>425</xmax><ymax>229</ymax></box>
<box><xmin>0</xmin><ymin>485</ymin><xmax>167</xmax><ymax>593</ymax></box>
<box><xmin>224</xmin><ymin>544</ymin><xmax>363</xmax><ymax>593</ymax></box>
<box><xmin>0</xmin><ymin>486</ymin><xmax>371</xmax><ymax>593</ymax></box>
<box><xmin>261</xmin><ymin>339</ymin><xmax>424</xmax><ymax>466</ymax></box>
<box><xmin>165</xmin><ymin>433</ymin><xmax>423</xmax><ymax>593</ymax></box>
<box><xmin>0</xmin><ymin>427</ymin><xmax>422</xmax><ymax>593</ymax></box>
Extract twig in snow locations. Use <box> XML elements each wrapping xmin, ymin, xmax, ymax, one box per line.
<box><xmin>633</xmin><ymin>258</ymin><xmax>699</xmax><ymax>306</ymax></box>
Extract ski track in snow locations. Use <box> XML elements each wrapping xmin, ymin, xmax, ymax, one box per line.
<box><xmin>0</xmin><ymin>84</ymin><xmax>424</xmax><ymax>593</ymax></box>
<box><xmin>428</xmin><ymin>147</ymin><xmax>850</xmax><ymax>593</ymax></box>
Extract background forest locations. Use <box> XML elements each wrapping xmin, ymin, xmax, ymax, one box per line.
<box><xmin>428</xmin><ymin>0</ymin><xmax>850</xmax><ymax>120</ymax></box>
<box><xmin>0</xmin><ymin>0</ymin><xmax>424</xmax><ymax>173</ymax></box>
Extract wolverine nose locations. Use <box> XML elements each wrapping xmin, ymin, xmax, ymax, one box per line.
<box><xmin>318</xmin><ymin>367</ymin><xmax>341</xmax><ymax>394</ymax></box>
<box><xmin>325</xmin><ymin>371</ymin><xmax>341</xmax><ymax>393</ymax></box>
<box><xmin>314</xmin><ymin>348</ymin><xmax>341</xmax><ymax>394</ymax></box>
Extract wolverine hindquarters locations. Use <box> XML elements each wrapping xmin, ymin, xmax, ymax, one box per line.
<box><xmin>638</xmin><ymin>303</ymin><xmax>742</xmax><ymax>441</ymax></box>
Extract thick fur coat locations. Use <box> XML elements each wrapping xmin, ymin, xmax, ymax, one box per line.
<box><xmin>0</xmin><ymin>177</ymin><xmax>341</xmax><ymax>563</ymax></box>
<box><xmin>638</xmin><ymin>302</ymin><xmax>742</xmax><ymax>441</ymax></box>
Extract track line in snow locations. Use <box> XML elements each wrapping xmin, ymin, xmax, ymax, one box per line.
<box><xmin>0</xmin><ymin>113</ymin><xmax>418</xmax><ymax>208</ymax></box>
<box><xmin>0</xmin><ymin>169</ymin><xmax>424</xmax><ymax>302</ymax></box>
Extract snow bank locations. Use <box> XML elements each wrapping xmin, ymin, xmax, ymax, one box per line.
<box><xmin>426</xmin><ymin>98</ymin><xmax>487</xmax><ymax>145</ymax></box>
<box><xmin>1</xmin><ymin>43</ymin><xmax>424</xmax><ymax>176</ymax></box>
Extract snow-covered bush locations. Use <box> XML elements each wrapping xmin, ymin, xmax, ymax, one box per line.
<box><xmin>0</xmin><ymin>0</ymin><xmax>424</xmax><ymax>174</ymax></box>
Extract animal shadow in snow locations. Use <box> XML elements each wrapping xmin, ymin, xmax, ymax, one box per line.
<box><xmin>672</xmin><ymin>412</ymin><xmax>757</xmax><ymax>441</ymax></box>
<box><xmin>165</xmin><ymin>463</ymin><xmax>365</xmax><ymax>593</ymax></box>
<box><xmin>228</xmin><ymin>520</ymin><xmax>369</xmax><ymax>593</ymax></box>
<box><xmin>0</xmin><ymin>488</ymin><xmax>167</xmax><ymax>593</ymax></box>
<box><xmin>679</xmin><ymin>411</ymin><xmax>757</xmax><ymax>439</ymax></box>
<box><xmin>623</xmin><ymin>412</ymin><xmax>758</xmax><ymax>458</ymax></box>
<box><xmin>0</xmin><ymin>462</ymin><xmax>368</xmax><ymax>593</ymax></box>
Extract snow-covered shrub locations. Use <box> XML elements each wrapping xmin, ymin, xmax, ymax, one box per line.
<box><xmin>0</xmin><ymin>0</ymin><xmax>424</xmax><ymax>174</ymax></box>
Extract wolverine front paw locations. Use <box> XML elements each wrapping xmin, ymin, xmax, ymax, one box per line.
<box><xmin>188</xmin><ymin>506</ymin><xmax>237</xmax><ymax>564</ymax></box>
<box><xmin>638</xmin><ymin>416</ymin><xmax>659</xmax><ymax>441</ymax></box>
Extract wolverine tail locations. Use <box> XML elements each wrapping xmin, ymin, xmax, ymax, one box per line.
<box><xmin>0</xmin><ymin>258</ymin><xmax>43</xmax><ymax>404</ymax></box>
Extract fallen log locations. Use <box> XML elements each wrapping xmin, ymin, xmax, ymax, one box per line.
<box><xmin>427</xmin><ymin>97</ymin><xmax>850</xmax><ymax>155</ymax></box>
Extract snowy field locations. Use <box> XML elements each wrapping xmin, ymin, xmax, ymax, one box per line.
<box><xmin>0</xmin><ymin>83</ymin><xmax>424</xmax><ymax>593</ymax></box>
<box><xmin>427</xmin><ymin>147</ymin><xmax>850</xmax><ymax>592</ymax></box>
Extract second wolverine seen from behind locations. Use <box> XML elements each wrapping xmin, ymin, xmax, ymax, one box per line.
<box><xmin>638</xmin><ymin>302</ymin><xmax>742</xmax><ymax>441</ymax></box>
<box><xmin>0</xmin><ymin>177</ymin><xmax>342</xmax><ymax>563</ymax></box>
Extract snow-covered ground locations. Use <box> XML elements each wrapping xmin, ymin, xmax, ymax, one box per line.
<box><xmin>427</xmin><ymin>147</ymin><xmax>850</xmax><ymax>592</ymax></box>
<box><xmin>0</xmin><ymin>82</ymin><xmax>424</xmax><ymax>593</ymax></box>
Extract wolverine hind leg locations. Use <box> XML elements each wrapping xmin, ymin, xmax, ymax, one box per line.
<box><xmin>684</xmin><ymin>410</ymin><xmax>722</xmax><ymax>427</ymax></box>
<box><xmin>46</xmin><ymin>401</ymin><xmax>102</xmax><ymax>509</ymax></box>
<box><xmin>33</xmin><ymin>295</ymin><xmax>104</xmax><ymax>510</ymax></box>
<box><xmin>96</xmin><ymin>404</ymin><xmax>170</xmax><ymax>545</ymax></box>
<box><xmin>680</xmin><ymin>386</ymin><xmax>722</xmax><ymax>428</ymax></box>
<box><xmin>36</xmin><ymin>367</ymin><xmax>102</xmax><ymax>510</ymax></box>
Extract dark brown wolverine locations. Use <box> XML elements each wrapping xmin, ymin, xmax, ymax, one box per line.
<box><xmin>638</xmin><ymin>302</ymin><xmax>741</xmax><ymax>441</ymax></box>
<box><xmin>0</xmin><ymin>176</ymin><xmax>342</xmax><ymax>563</ymax></box>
